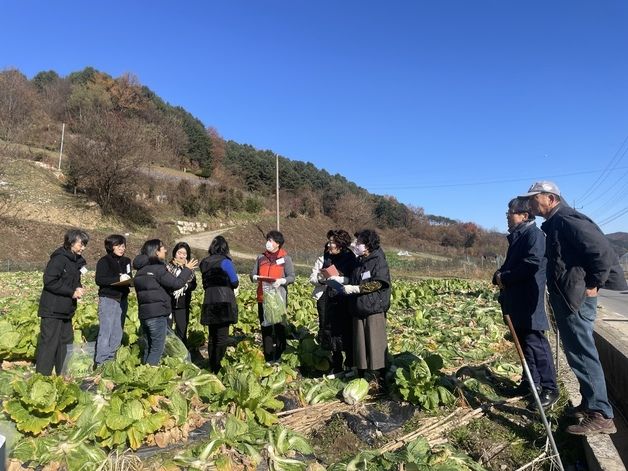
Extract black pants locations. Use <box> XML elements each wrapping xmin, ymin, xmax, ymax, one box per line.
<box><xmin>171</xmin><ymin>307</ymin><xmax>189</xmax><ymax>346</ymax></box>
<box><xmin>258</xmin><ymin>303</ymin><xmax>286</xmax><ymax>362</ymax></box>
<box><xmin>514</xmin><ymin>326</ymin><xmax>558</xmax><ymax>391</ymax></box>
<box><xmin>36</xmin><ymin>317</ymin><xmax>74</xmax><ymax>376</ymax></box>
<box><xmin>207</xmin><ymin>323</ymin><xmax>230</xmax><ymax>373</ymax></box>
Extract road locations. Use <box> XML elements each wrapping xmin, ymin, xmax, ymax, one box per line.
<box><xmin>598</xmin><ymin>288</ymin><xmax>628</xmax><ymax>319</ymax></box>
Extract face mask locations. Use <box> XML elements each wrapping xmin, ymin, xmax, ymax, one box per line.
<box><xmin>265</xmin><ymin>240</ymin><xmax>276</xmax><ymax>252</ymax></box>
<box><xmin>351</xmin><ymin>242</ymin><xmax>366</xmax><ymax>256</ymax></box>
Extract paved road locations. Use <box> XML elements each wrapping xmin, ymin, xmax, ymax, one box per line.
<box><xmin>598</xmin><ymin>288</ymin><xmax>628</xmax><ymax>319</ymax></box>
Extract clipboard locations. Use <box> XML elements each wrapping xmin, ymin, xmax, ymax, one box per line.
<box><xmin>321</xmin><ymin>264</ymin><xmax>339</xmax><ymax>279</ymax></box>
<box><xmin>111</xmin><ymin>278</ymin><xmax>134</xmax><ymax>287</ymax></box>
<box><xmin>256</xmin><ymin>276</ymin><xmax>277</xmax><ymax>282</ymax></box>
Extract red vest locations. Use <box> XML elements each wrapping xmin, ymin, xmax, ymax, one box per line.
<box><xmin>256</xmin><ymin>248</ymin><xmax>287</xmax><ymax>302</ymax></box>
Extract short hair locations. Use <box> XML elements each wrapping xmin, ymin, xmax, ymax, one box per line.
<box><xmin>508</xmin><ymin>197</ymin><xmax>535</xmax><ymax>220</ymax></box>
<box><xmin>326</xmin><ymin>229</ymin><xmax>352</xmax><ymax>249</ymax></box>
<box><xmin>172</xmin><ymin>241</ymin><xmax>192</xmax><ymax>261</ymax></box>
<box><xmin>209</xmin><ymin>235</ymin><xmax>230</xmax><ymax>256</ymax></box>
<box><xmin>355</xmin><ymin>229</ymin><xmax>380</xmax><ymax>252</ymax></box>
<box><xmin>140</xmin><ymin>239</ymin><xmax>163</xmax><ymax>262</ymax></box>
<box><xmin>63</xmin><ymin>229</ymin><xmax>89</xmax><ymax>250</ymax></box>
<box><xmin>104</xmin><ymin>234</ymin><xmax>126</xmax><ymax>254</ymax></box>
<box><xmin>266</xmin><ymin>230</ymin><xmax>285</xmax><ymax>247</ymax></box>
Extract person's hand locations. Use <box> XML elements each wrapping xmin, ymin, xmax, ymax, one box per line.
<box><xmin>585</xmin><ymin>287</ymin><xmax>599</xmax><ymax>297</ymax></box>
<box><xmin>273</xmin><ymin>278</ymin><xmax>286</xmax><ymax>288</ymax></box>
<box><xmin>343</xmin><ymin>285</ymin><xmax>361</xmax><ymax>295</ymax></box>
<box><xmin>327</xmin><ymin>275</ymin><xmax>348</xmax><ymax>285</ymax></box>
<box><xmin>120</xmin><ymin>274</ymin><xmax>131</xmax><ymax>282</ymax></box>
<box><xmin>495</xmin><ymin>272</ymin><xmax>504</xmax><ymax>289</ymax></box>
<box><xmin>186</xmin><ymin>258</ymin><xmax>199</xmax><ymax>270</ymax></box>
<box><xmin>234</xmin><ymin>287</ymin><xmax>240</xmax><ymax>297</ymax></box>
<box><xmin>252</xmin><ymin>275</ymin><xmax>260</xmax><ymax>281</ymax></box>
<box><xmin>72</xmin><ymin>287</ymin><xmax>85</xmax><ymax>299</ymax></box>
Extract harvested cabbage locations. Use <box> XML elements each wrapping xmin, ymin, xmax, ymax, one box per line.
<box><xmin>342</xmin><ymin>378</ymin><xmax>369</xmax><ymax>405</ymax></box>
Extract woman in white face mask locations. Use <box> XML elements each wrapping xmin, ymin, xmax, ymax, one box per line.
<box><xmin>250</xmin><ymin>230</ymin><xmax>296</xmax><ymax>362</ymax></box>
<box><xmin>344</xmin><ymin>229</ymin><xmax>391</xmax><ymax>389</ymax></box>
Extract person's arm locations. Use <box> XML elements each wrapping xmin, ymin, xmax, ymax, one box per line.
<box><xmin>157</xmin><ymin>266</ymin><xmax>194</xmax><ymax>291</ymax></box>
<box><xmin>498</xmin><ymin>231</ymin><xmax>544</xmax><ymax>287</ymax></box>
<box><xmin>250</xmin><ymin>257</ymin><xmax>260</xmax><ymax>282</ymax></box>
<box><xmin>42</xmin><ymin>256</ymin><xmax>74</xmax><ymax>296</ymax></box>
<box><xmin>564</xmin><ymin>215</ymin><xmax>614</xmax><ymax>290</ymax></box>
<box><xmin>221</xmin><ymin>259</ymin><xmax>240</xmax><ymax>288</ymax></box>
<box><xmin>282</xmin><ymin>256</ymin><xmax>296</xmax><ymax>285</ymax></box>
<box><xmin>95</xmin><ymin>257</ymin><xmax>120</xmax><ymax>287</ymax></box>
<box><xmin>309</xmin><ymin>256</ymin><xmax>324</xmax><ymax>285</ymax></box>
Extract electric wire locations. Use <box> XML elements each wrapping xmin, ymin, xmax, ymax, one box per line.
<box><xmin>577</xmin><ymin>133</ymin><xmax>628</xmax><ymax>205</ymax></box>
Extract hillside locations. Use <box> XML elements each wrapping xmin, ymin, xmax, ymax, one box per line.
<box><xmin>0</xmin><ymin>66</ymin><xmax>508</xmax><ymax>272</ymax></box>
<box><xmin>607</xmin><ymin>232</ymin><xmax>628</xmax><ymax>257</ymax></box>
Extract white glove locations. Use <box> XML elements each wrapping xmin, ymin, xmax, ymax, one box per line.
<box><xmin>344</xmin><ymin>285</ymin><xmax>361</xmax><ymax>295</ymax></box>
<box><xmin>234</xmin><ymin>287</ymin><xmax>240</xmax><ymax>297</ymax></box>
<box><xmin>119</xmin><ymin>274</ymin><xmax>131</xmax><ymax>282</ymax></box>
<box><xmin>252</xmin><ymin>275</ymin><xmax>260</xmax><ymax>281</ymax></box>
<box><xmin>173</xmin><ymin>284</ymin><xmax>187</xmax><ymax>300</ymax></box>
<box><xmin>327</xmin><ymin>275</ymin><xmax>348</xmax><ymax>285</ymax></box>
<box><xmin>273</xmin><ymin>278</ymin><xmax>286</xmax><ymax>288</ymax></box>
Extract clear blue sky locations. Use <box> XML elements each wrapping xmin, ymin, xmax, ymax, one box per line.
<box><xmin>3</xmin><ymin>1</ymin><xmax>628</xmax><ymax>233</ymax></box>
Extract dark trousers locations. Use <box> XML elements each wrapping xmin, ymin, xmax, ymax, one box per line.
<box><xmin>141</xmin><ymin>316</ymin><xmax>168</xmax><ymax>366</ymax></box>
<box><xmin>171</xmin><ymin>307</ymin><xmax>189</xmax><ymax>346</ymax></box>
<box><xmin>258</xmin><ymin>303</ymin><xmax>286</xmax><ymax>362</ymax></box>
<box><xmin>207</xmin><ymin>323</ymin><xmax>230</xmax><ymax>373</ymax></box>
<box><xmin>514</xmin><ymin>326</ymin><xmax>557</xmax><ymax>391</ymax></box>
<box><xmin>36</xmin><ymin>317</ymin><xmax>74</xmax><ymax>376</ymax></box>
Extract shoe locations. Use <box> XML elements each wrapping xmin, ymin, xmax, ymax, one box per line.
<box><xmin>564</xmin><ymin>403</ymin><xmax>587</xmax><ymax>419</ymax></box>
<box><xmin>566</xmin><ymin>412</ymin><xmax>617</xmax><ymax>435</ymax></box>
<box><xmin>502</xmin><ymin>382</ymin><xmax>532</xmax><ymax>397</ymax></box>
<box><xmin>540</xmin><ymin>388</ymin><xmax>560</xmax><ymax>408</ymax></box>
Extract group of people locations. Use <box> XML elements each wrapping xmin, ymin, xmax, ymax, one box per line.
<box><xmin>309</xmin><ymin>229</ymin><xmax>391</xmax><ymax>383</ymax></box>
<box><xmin>34</xmin><ymin>179</ymin><xmax>626</xmax><ymax>438</ymax></box>
<box><xmin>36</xmin><ymin>231</ymin><xmax>243</xmax><ymax>373</ymax></box>
<box><xmin>493</xmin><ymin>181</ymin><xmax>626</xmax><ymax>436</ymax></box>
<box><xmin>35</xmin><ymin>227</ymin><xmax>392</xmax><ymax>380</ymax></box>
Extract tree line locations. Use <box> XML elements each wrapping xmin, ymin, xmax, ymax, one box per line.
<box><xmin>0</xmin><ymin>66</ymin><xmax>505</xmax><ymax>256</ymax></box>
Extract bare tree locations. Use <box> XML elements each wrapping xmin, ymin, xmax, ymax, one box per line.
<box><xmin>0</xmin><ymin>69</ymin><xmax>38</xmax><ymax>142</ymax></box>
<box><xmin>67</xmin><ymin>112</ymin><xmax>144</xmax><ymax>214</ymax></box>
<box><xmin>331</xmin><ymin>192</ymin><xmax>375</xmax><ymax>232</ymax></box>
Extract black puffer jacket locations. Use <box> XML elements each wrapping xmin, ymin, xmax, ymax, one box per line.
<box><xmin>38</xmin><ymin>247</ymin><xmax>86</xmax><ymax>319</ymax></box>
<box><xmin>200</xmin><ymin>254</ymin><xmax>239</xmax><ymax>325</ymax></box>
<box><xmin>350</xmin><ymin>247</ymin><xmax>392</xmax><ymax>317</ymax></box>
<box><xmin>542</xmin><ymin>204</ymin><xmax>628</xmax><ymax>313</ymax></box>
<box><xmin>95</xmin><ymin>253</ymin><xmax>132</xmax><ymax>300</ymax></box>
<box><xmin>133</xmin><ymin>255</ymin><xmax>193</xmax><ymax>320</ymax></box>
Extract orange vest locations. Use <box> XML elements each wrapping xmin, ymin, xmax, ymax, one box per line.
<box><xmin>256</xmin><ymin>248</ymin><xmax>287</xmax><ymax>302</ymax></box>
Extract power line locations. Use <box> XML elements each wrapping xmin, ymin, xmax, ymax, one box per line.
<box><xmin>598</xmin><ymin>206</ymin><xmax>628</xmax><ymax>226</ymax></box>
<box><xmin>577</xmin><ymin>133</ymin><xmax>628</xmax><ymax>206</ymax></box>
<box><xmin>363</xmin><ymin>166</ymin><xmax>628</xmax><ymax>191</ymax></box>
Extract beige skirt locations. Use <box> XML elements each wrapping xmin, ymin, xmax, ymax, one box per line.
<box><xmin>353</xmin><ymin>313</ymin><xmax>388</xmax><ymax>370</ymax></box>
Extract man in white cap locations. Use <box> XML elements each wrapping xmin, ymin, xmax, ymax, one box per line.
<box><xmin>521</xmin><ymin>181</ymin><xmax>627</xmax><ymax>435</ymax></box>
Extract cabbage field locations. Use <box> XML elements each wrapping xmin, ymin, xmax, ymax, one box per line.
<box><xmin>0</xmin><ymin>272</ymin><xmax>569</xmax><ymax>470</ymax></box>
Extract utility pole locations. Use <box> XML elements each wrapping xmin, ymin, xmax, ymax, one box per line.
<box><xmin>58</xmin><ymin>123</ymin><xmax>65</xmax><ymax>170</ymax></box>
<box><xmin>275</xmin><ymin>153</ymin><xmax>280</xmax><ymax>230</ymax></box>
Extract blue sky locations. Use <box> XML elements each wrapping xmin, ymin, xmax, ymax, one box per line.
<box><xmin>3</xmin><ymin>1</ymin><xmax>628</xmax><ymax>233</ymax></box>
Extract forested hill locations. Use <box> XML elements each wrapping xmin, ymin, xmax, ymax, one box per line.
<box><xmin>0</xmin><ymin>66</ymin><xmax>504</xmax><ymax>256</ymax></box>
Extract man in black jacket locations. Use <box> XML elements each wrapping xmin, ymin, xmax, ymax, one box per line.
<box><xmin>36</xmin><ymin>229</ymin><xmax>89</xmax><ymax>375</ymax></box>
<box><xmin>522</xmin><ymin>181</ymin><xmax>628</xmax><ymax>435</ymax></box>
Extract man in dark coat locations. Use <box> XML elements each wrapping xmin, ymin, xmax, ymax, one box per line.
<box><xmin>36</xmin><ymin>229</ymin><xmax>89</xmax><ymax>375</ymax></box>
<box><xmin>493</xmin><ymin>197</ymin><xmax>558</xmax><ymax>409</ymax></box>
<box><xmin>522</xmin><ymin>181</ymin><xmax>628</xmax><ymax>435</ymax></box>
